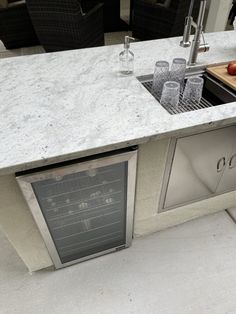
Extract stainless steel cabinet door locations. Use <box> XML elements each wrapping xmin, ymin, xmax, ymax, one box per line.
<box><xmin>163</xmin><ymin>126</ymin><xmax>236</xmax><ymax>210</ymax></box>
<box><xmin>216</xmin><ymin>126</ymin><xmax>236</xmax><ymax>194</ymax></box>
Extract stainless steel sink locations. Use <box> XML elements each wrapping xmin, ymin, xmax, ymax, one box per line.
<box><xmin>137</xmin><ymin>68</ymin><xmax>236</xmax><ymax>115</ymax></box>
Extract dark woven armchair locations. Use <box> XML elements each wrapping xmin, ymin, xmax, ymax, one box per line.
<box><xmin>26</xmin><ymin>0</ymin><xmax>104</xmax><ymax>52</ymax></box>
<box><xmin>132</xmin><ymin>0</ymin><xmax>201</xmax><ymax>40</ymax></box>
<box><xmin>84</xmin><ymin>0</ymin><xmax>128</xmax><ymax>32</ymax></box>
<box><xmin>0</xmin><ymin>0</ymin><xmax>39</xmax><ymax>49</ymax></box>
<box><xmin>229</xmin><ymin>0</ymin><xmax>236</xmax><ymax>25</ymax></box>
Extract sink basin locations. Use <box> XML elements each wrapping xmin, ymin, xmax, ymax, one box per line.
<box><xmin>137</xmin><ymin>68</ymin><xmax>236</xmax><ymax>115</ymax></box>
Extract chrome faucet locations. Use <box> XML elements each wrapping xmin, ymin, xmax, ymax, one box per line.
<box><xmin>180</xmin><ymin>0</ymin><xmax>209</xmax><ymax>66</ymax></box>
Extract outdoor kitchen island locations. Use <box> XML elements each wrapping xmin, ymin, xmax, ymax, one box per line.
<box><xmin>1</xmin><ymin>31</ymin><xmax>236</xmax><ymax>272</ymax></box>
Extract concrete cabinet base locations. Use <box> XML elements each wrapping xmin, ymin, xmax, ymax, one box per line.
<box><xmin>0</xmin><ymin>175</ymin><xmax>53</xmax><ymax>272</ymax></box>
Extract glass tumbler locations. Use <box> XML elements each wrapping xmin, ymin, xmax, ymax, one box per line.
<box><xmin>183</xmin><ymin>76</ymin><xmax>204</xmax><ymax>105</ymax></box>
<box><xmin>169</xmin><ymin>58</ymin><xmax>187</xmax><ymax>90</ymax></box>
<box><xmin>160</xmin><ymin>81</ymin><xmax>180</xmax><ymax>108</ymax></box>
<box><xmin>152</xmin><ymin>61</ymin><xmax>169</xmax><ymax>97</ymax></box>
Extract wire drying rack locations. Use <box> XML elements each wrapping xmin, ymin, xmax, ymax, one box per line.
<box><xmin>140</xmin><ymin>79</ymin><xmax>213</xmax><ymax>115</ymax></box>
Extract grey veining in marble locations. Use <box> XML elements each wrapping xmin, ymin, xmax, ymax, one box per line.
<box><xmin>1</xmin><ymin>31</ymin><xmax>236</xmax><ymax>175</ymax></box>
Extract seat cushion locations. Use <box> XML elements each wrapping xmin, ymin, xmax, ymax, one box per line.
<box><xmin>145</xmin><ymin>0</ymin><xmax>169</xmax><ymax>5</ymax></box>
<box><xmin>145</xmin><ymin>0</ymin><xmax>157</xmax><ymax>3</ymax></box>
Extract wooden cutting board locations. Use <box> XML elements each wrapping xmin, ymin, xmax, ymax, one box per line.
<box><xmin>207</xmin><ymin>62</ymin><xmax>236</xmax><ymax>91</ymax></box>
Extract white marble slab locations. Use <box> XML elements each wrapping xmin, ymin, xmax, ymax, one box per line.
<box><xmin>0</xmin><ymin>31</ymin><xmax>236</xmax><ymax>174</ymax></box>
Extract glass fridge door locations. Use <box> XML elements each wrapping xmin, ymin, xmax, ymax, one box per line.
<box><xmin>17</xmin><ymin>150</ymin><xmax>137</xmax><ymax>268</ymax></box>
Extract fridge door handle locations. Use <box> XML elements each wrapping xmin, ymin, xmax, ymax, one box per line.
<box><xmin>217</xmin><ymin>157</ymin><xmax>226</xmax><ymax>173</ymax></box>
<box><xmin>229</xmin><ymin>153</ymin><xmax>236</xmax><ymax>169</ymax></box>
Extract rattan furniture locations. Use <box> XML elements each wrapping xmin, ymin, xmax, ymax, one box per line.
<box><xmin>229</xmin><ymin>0</ymin><xmax>236</xmax><ymax>25</ymax></box>
<box><xmin>26</xmin><ymin>0</ymin><xmax>104</xmax><ymax>52</ymax></box>
<box><xmin>0</xmin><ymin>0</ymin><xmax>39</xmax><ymax>49</ymax></box>
<box><xmin>132</xmin><ymin>0</ymin><xmax>200</xmax><ymax>40</ymax></box>
<box><xmin>84</xmin><ymin>0</ymin><xmax>128</xmax><ymax>31</ymax></box>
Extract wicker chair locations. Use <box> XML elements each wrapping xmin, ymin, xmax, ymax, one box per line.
<box><xmin>0</xmin><ymin>0</ymin><xmax>39</xmax><ymax>49</ymax></box>
<box><xmin>132</xmin><ymin>0</ymin><xmax>201</xmax><ymax>40</ymax></box>
<box><xmin>26</xmin><ymin>0</ymin><xmax>104</xmax><ymax>52</ymax></box>
<box><xmin>84</xmin><ymin>0</ymin><xmax>128</xmax><ymax>32</ymax></box>
<box><xmin>229</xmin><ymin>0</ymin><xmax>236</xmax><ymax>25</ymax></box>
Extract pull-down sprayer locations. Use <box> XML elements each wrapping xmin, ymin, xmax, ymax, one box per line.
<box><xmin>180</xmin><ymin>0</ymin><xmax>210</xmax><ymax>66</ymax></box>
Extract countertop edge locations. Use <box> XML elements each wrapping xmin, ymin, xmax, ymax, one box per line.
<box><xmin>2</xmin><ymin>115</ymin><xmax>236</xmax><ymax>176</ymax></box>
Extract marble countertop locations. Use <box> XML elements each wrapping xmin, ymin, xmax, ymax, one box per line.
<box><xmin>1</xmin><ymin>31</ymin><xmax>236</xmax><ymax>175</ymax></box>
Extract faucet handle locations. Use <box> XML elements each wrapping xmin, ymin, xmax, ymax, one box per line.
<box><xmin>198</xmin><ymin>43</ymin><xmax>210</xmax><ymax>53</ymax></box>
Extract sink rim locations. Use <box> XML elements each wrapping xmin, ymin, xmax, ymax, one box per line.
<box><xmin>137</xmin><ymin>67</ymin><xmax>236</xmax><ymax>115</ymax></box>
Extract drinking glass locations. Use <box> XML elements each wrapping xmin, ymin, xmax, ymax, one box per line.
<box><xmin>169</xmin><ymin>58</ymin><xmax>186</xmax><ymax>90</ymax></box>
<box><xmin>160</xmin><ymin>81</ymin><xmax>180</xmax><ymax>108</ymax></box>
<box><xmin>152</xmin><ymin>61</ymin><xmax>169</xmax><ymax>97</ymax></box>
<box><xmin>183</xmin><ymin>76</ymin><xmax>204</xmax><ymax>105</ymax></box>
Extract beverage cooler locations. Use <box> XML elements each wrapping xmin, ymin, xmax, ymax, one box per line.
<box><xmin>16</xmin><ymin>148</ymin><xmax>137</xmax><ymax>269</ymax></box>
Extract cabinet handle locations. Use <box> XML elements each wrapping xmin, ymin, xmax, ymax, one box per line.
<box><xmin>229</xmin><ymin>153</ymin><xmax>236</xmax><ymax>169</ymax></box>
<box><xmin>217</xmin><ymin>157</ymin><xmax>226</xmax><ymax>172</ymax></box>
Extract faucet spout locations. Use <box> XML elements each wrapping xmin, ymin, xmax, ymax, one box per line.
<box><xmin>180</xmin><ymin>0</ymin><xmax>209</xmax><ymax>66</ymax></box>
